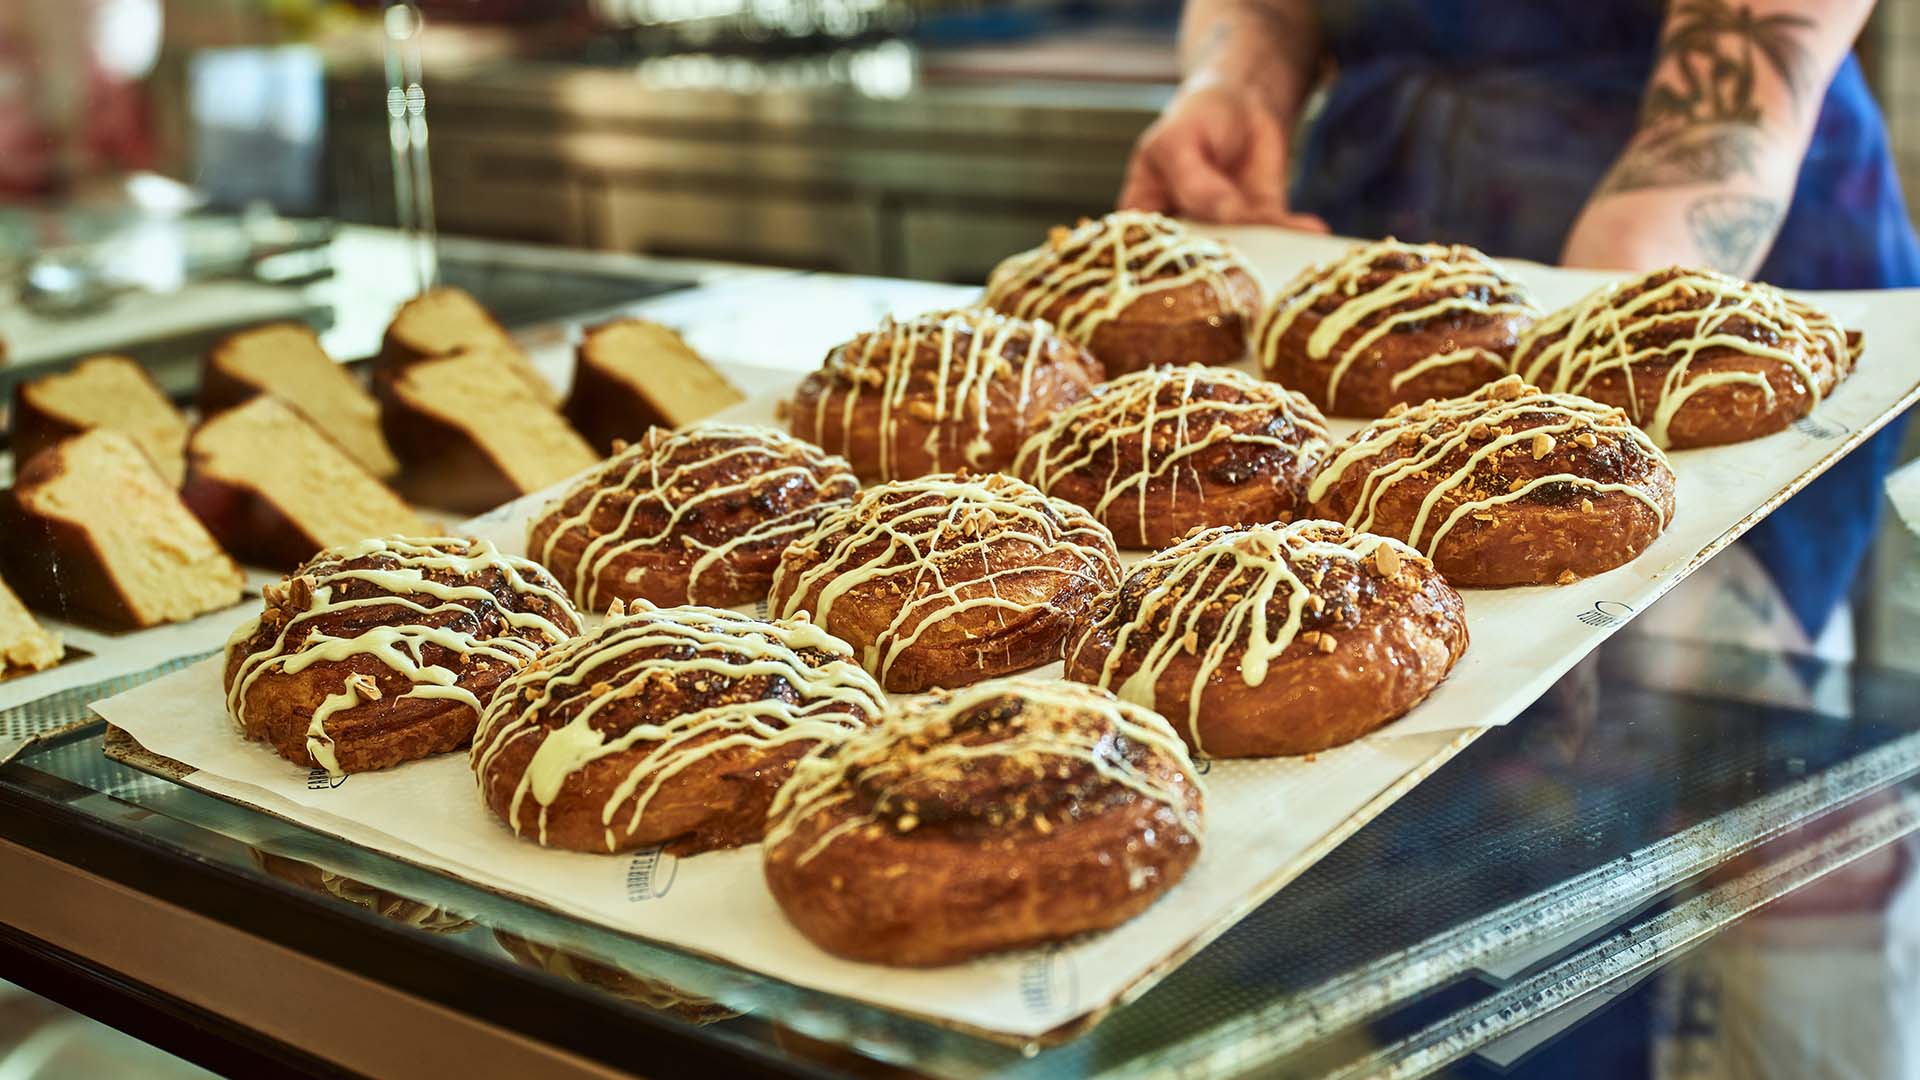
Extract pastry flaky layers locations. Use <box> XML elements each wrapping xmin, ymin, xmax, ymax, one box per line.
<box><xmin>528</xmin><ymin>424</ymin><xmax>857</xmax><ymax>610</ymax></box>
<box><xmin>984</xmin><ymin>210</ymin><xmax>1261</xmax><ymax>376</ymax></box>
<box><xmin>1015</xmin><ymin>364</ymin><xmax>1331</xmax><ymax>549</ymax></box>
<box><xmin>769</xmin><ymin>471</ymin><xmax>1122</xmax><ymax>693</ymax></box>
<box><xmin>1257</xmin><ymin>238</ymin><xmax>1541</xmax><ymax>418</ymax></box>
<box><xmin>1513</xmin><ymin>266</ymin><xmax>1858</xmax><ymax>448</ymax></box>
<box><xmin>225</xmin><ymin>537</ymin><xmax>582</xmax><ymax>777</ymax></box>
<box><xmin>1308</xmin><ymin>376</ymin><xmax>1677</xmax><ymax>587</ymax></box>
<box><xmin>763</xmin><ymin>677</ymin><xmax>1204</xmax><ymax>966</ymax></box>
<box><xmin>1067</xmin><ymin>521</ymin><xmax>1467</xmax><ymax>757</ymax></box>
<box><xmin>788</xmin><ymin>307</ymin><xmax>1103</xmax><ymax>482</ymax></box>
<box><xmin>472</xmin><ymin>604</ymin><xmax>884</xmax><ymax>855</ymax></box>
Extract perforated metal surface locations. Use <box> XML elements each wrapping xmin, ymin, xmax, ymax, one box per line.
<box><xmin>0</xmin><ymin>652</ymin><xmax>214</xmax><ymax>742</ymax></box>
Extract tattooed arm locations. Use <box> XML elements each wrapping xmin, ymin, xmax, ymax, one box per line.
<box><xmin>1117</xmin><ymin>0</ymin><xmax>1330</xmax><ymax>228</ymax></box>
<box><xmin>1561</xmin><ymin>0</ymin><xmax>1874</xmax><ymax>276</ymax></box>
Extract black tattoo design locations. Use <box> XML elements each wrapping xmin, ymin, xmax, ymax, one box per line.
<box><xmin>1641</xmin><ymin>0</ymin><xmax>1815</xmax><ymax>126</ymax></box>
<box><xmin>1599</xmin><ymin>123</ymin><xmax>1765</xmax><ymax>193</ymax></box>
<box><xmin>1685</xmin><ymin>193</ymin><xmax>1784</xmax><ymax>273</ymax></box>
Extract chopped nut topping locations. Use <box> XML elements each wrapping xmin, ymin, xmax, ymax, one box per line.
<box><xmin>1386</xmin><ymin>401</ymin><xmax>1410</xmax><ymax>417</ymax></box>
<box><xmin>1581</xmin><ymin>498</ymin><xmax>1596</xmax><ymax>513</ymax></box>
<box><xmin>1556</xmin><ymin>568</ymin><xmax>1578</xmax><ymax>585</ymax></box>
<box><xmin>1306</xmin><ymin>593</ymin><xmax>1326</xmax><ymax>614</ymax></box>
<box><xmin>1486</xmin><ymin>375</ymin><xmax>1527</xmax><ymax>401</ymax></box>
<box><xmin>1508</xmin><ymin>477</ymin><xmax>1528</xmax><ymax>493</ymax></box>
<box><xmin>907</xmin><ymin>400</ymin><xmax>941</xmax><ymax>421</ymax></box>
<box><xmin>1531</xmin><ymin>432</ymin><xmax>1555</xmax><ymax>459</ymax></box>
<box><xmin>1317</xmin><ymin>634</ymin><xmax>1337</xmax><ymax>654</ymax></box>
<box><xmin>895</xmin><ymin>813</ymin><xmax>920</xmax><ymax>832</ymax></box>
<box><xmin>1467</xmin><ymin>421</ymin><xmax>1492</xmax><ymax>441</ymax></box>
<box><xmin>1373</xmin><ymin>545</ymin><xmax>1403</xmax><ymax>577</ymax></box>
<box><xmin>1574</xmin><ymin>431</ymin><xmax>1599</xmax><ymax>449</ymax></box>
<box><xmin>1182</xmin><ymin>630</ymin><xmax>1200</xmax><ymax>654</ymax></box>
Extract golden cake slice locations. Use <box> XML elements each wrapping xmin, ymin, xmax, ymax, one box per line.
<box><xmin>201</xmin><ymin>322</ymin><xmax>401</xmax><ymax>478</ymax></box>
<box><xmin>12</xmin><ymin>355</ymin><xmax>189</xmax><ymax>486</ymax></box>
<box><xmin>564</xmin><ymin>318</ymin><xmax>743</xmax><ymax>453</ymax></box>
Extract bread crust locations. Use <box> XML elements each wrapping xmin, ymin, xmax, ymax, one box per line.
<box><xmin>1</xmin><ymin>433</ymin><xmax>240</xmax><ymax>630</ymax></box>
<box><xmin>788</xmin><ymin>308</ymin><xmax>1103</xmax><ymax>482</ymax></box>
<box><xmin>1513</xmin><ymin>267</ymin><xmax>1856</xmax><ymax>448</ymax></box>
<box><xmin>1256</xmin><ymin>239</ymin><xmax>1538</xmax><ymax>418</ymax></box>
<box><xmin>1066</xmin><ymin>521</ymin><xmax>1467</xmax><ymax>757</ymax></box>
<box><xmin>984</xmin><ymin>211</ymin><xmax>1261</xmax><ymax>376</ymax></box>
<box><xmin>1015</xmin><ymin>365</ymin><xmax>1331</xmax><ymax>549</ymax></box>
<box><xmin>1307</xmin><ymin>376</ymin><xmax>1677</xmax><ymax>587</ymax></box>
<box><xmin>768</xmin><ymin>472</ymin><xmax>1122</xmax><ymax>693</ymax></box>
<box><xmin>471</xmin><ymin>606</ymin><xmax>883</xmax><ymax>855</ymax></box>
<box><xmin>762</xmin><ymin>678</ymin><xmax>1204</xmax><ymax>966</ymax></box>
<box><xmin>528</xmin><ymin>424</ymin><xmax>856</xmax><ymax>610</ymax></box>
<box><xmin>224</xmin><ymin>537</ymin><xmax>580</xmax><ymax>775</ymax></box>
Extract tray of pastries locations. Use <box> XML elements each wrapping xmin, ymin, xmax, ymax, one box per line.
<box><xmin>73</xmin><ymin>215</ymin><xmax>1920</xmax><ymax>1041</ymax></box>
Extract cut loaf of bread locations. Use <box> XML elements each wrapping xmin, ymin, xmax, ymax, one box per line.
<box><xmin>380</xmin><ymin>349</ymin><xmax>599</xmax><ymax>514</ymax></box>
<box><xmin>12</xmin><ymin>355</ymin><xmax>189</xmax><ymax>486</ymax></box>
<box><xmin>1</xmin><ymin>430</ymin><xmax>243</xmax><ymax>630</ymax></box>
<box><xmin>201</xmin><ymin>322</ymin><xmax>401</xmax><ymax>478</ymax></box>
<box><xmin>378</xmin><ymin>287</ymin><xmax>557</xmax><ymax>405</ymax></box>
<box><xmin>564</xmin><ymin>318</ymin><xmax>744</xmax><ymax>453</ymax></box>
<box><xmin>0</xmin><ymin>574</ymin><xmax>62</xmax><ymax>675</ymax></box>
<box><xmin>184</xmin><ymin>397</ymin><xmax>427</xmax><ymax>569</ymax></box>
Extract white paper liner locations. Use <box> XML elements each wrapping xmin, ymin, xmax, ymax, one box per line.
<box><xmin>88</xmin><ymin>231</ymin><xmax>1920</xmax><ymax>1040</ymax></box>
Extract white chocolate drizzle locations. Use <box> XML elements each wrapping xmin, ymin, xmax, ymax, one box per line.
<box><xmin>1306</xmin><ymin>378</ymin><xmax>1673</xmax><ymax>557</ymax></box>
<box><xmin>224</xmin><ymin>536</ymin><xmax>580</xmax><ymax>778</ymax></box>
<box><xmin>1514</xmin><ymin>267</ymin><xmax>1851</xmax><ymax>447</ymax></box>
<box><xmin>471</xmin><ymin>603</ymin><xmax>884</xmax><ymax>852</ymax></box>
<box><xmin>1256</xmin><ymin>239</ymin><xmax>1537</xmax><ymax>410</ymax></box>
<box><xmin>764</xmin><ymin>677</ymin><xmax>1203</xmax><ymax>866</ymax></box>
<box><xmin>984</xmin><ymin>210</ymin><xmax>1253</xmax><ymax>346</ymax></box>
<box><xmin>1014</xmin><ymin>365</ymin><xmax>1330</xmax><ymax>546</ymax></box>
<box><xmin>800</xmin><ymin>308</ymin><xmax>1076</xmax><ymax>481</ymax></box>
<box><xmin>769</xmin><ymin>472</ymin><xmax>1121</xmax><ymax>683</ymax></box>
<box><xmin>530</xmin><ymin>423</ymin><xmax>855</xmax><ymax>609</ymax></box>
<box><xmin>1068</xmin><ymin>521</ymin><xmax>1425</xmax><ymax>753</ymax></box>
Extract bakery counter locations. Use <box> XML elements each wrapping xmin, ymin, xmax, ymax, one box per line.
<box><xmin>1</xmin><ymin>615</ymin><xmax>1915</xmax><ymax>1078</ymax></box>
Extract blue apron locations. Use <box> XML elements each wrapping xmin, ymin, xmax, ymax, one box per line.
<box><xmin>1293</xmin><ymin>1</ymin><xmax>1920</xmax><ymax>637</ymax></box>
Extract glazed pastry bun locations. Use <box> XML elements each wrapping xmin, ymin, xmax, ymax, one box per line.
<box><xmin>1014</xmin><ymin>364</ymin><xmax>1331</xmax><ymax>549</ymax></box>
<box><xmin>763</xmin><ymin>677</ymin><xmax>1204</xmax><ymax>966</ymax></box>
<box><xmin>769</xmin><ymin>471</ymin><xmax>1121</xmax><ymax>693</ymax></box>
<box><xmin>984</xmin><ymin>211</ymin><xmax>1261</xmax><ymax>376</ymax></box>
<box><xmin>1067</xmin><ymin>521</ymin><xmax>1467</xmax><ymax>757</ymax></box>
<box><xmin>1512</xmin><ymin>266</ymin><xmax>1858</xmax><ymax>448</ymax></box>
<box><xmin>1257</xmin><ymin>239</ymin><xmax>1540</xmax><ymax>418</ymax></box>
<box><xmin>1251</xmin><ymin>238</ymin><xmax>1536</xmax><ymax>417</ymax></box>
<box><xmin>787</xmin><ymin>308</ymin><xmax>1103</xmax><ymax>482</ymax></box>
<box><xmin>528</xmin><ymin>423</ymin><xmax>857</xmax><ymax>610</ymax></box>
<box><xmin>472</xmin><ymin>603</ymin><xmax>883</xmax><ymax>855</ymax></box>
<box><xmin>1307</xmin><ymin>376</ymin><xmax>1676</xmax><ymax>587</ymax></box>
<box><xmin>224</xmin><ymin>537</ymin><xmax>581</xmax><ymax>777</ymax></box>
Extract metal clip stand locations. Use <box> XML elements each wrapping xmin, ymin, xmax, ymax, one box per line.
<box><xmin>383</xmin><ymin>2</ymin><xmax>438</xmax><ymax>294</ymax></box>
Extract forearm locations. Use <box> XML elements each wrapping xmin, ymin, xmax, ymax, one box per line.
<box><xmin>1176</xmin><ymin>0</ymin><xmax>1320</xmax><ymax>124</ymax></box>
<box><xmin>1562</xmin><ymin>0</ymin><xmax>1874</xmax><ymax>276</ymax></box>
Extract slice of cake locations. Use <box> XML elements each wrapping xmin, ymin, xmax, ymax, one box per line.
<box><xmin>1</xmin><ymin>430</ymin><xmax>244</xmax><ymax>630</ymax></box>
<box><xmin>201</xmin><ymin>322</ymin><xmax>401</xmax><ymax>479</ymax></box>
<box><xmin>379</xmin><ymin>349</ymin><xmax>600</xmax><ymax>514</ymax></box>
<box><xmin>12</xmin><ymin>355</ymin><xmax>189</xmax><ymax>486</ymax></box>
<box><xmin>378</xmin><ymin>286</ymin><xmax>558</xmax><ymax>405</ymax></box>
<box><xmin>184</xmin><ymin>397</ymin><xmax>427</xmax><ymax>569</ymax></box>
<box><xmin>564</xmin><ymin>318</ymin><xmax>745</xmax><ymax>453</ymax></box>
<box><xmin>0</xmin><ymin>574</ymin><xmax>63</xmax><ymax>675</ymax></box>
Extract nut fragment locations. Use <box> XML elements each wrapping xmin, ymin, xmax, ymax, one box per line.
<box><xmin>1580</xmin><ymin>498</ymin><xmax>1596</xmax><ymax>513</ymax></box>
<box><xmin>1556</xmin><ymin>568</ymin><xmax>1578</xmax><ymax>585</ymax></box>
<box><xmin>1531</xmin><ymin>432</ymin><xmax>1555</xmax><ymax>459</ymax></box>
<box><xmin>1467</xmin><ymin>421</ymin><xmax>1492</xmax><ymax>441</ymax></box>
<box><xmin>1485</xmin><ymin>375</ymin><xmax>1527</xmax><ymax>401</ymax></box>
<box><xmin>1373</xmin><ymin>544</ymin><xmax>1403</xmax><ymax>577</ymax></box>
<box><xmin>1574</xmin><ymin>431</ymin><xmax>1599</xmax><ymax>449</ymax></box>
<box><xmin>1316</xmin><ymin>634</ymin><xmax>1337</xmax><ymax>654</ymax></box>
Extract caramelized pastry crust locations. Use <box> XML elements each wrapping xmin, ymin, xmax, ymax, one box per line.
<box><xmin>985</xmin><ymin>211</ymin><xmax>1261</xmax><ymax>376</ymax></box>
<box><xmin>224</xmin><ymin>537</ymin><xmax>581</xmax><ymax>776</ymax></box>
<box><xmin>762</xmin><ymin>677</ymin><xmax>1204</xmax><ymax>966</ymax></box>
<box><xmin>768</xmin><ymin>472</ymin><xmax>1122</xmax><ymax>692</ymax></box>
<box><xmin>471</xmin><ymin>604</ymin><xmax>883</xmax><ymax>855</ymax></box>
<box><xmin>1307</xmin><ymin>376</ymin><xmax>1676</xmax><ymax>587</ymax></box>
<box><xmin>1512</xmin><ymin>266</ymin><xmax>1857</xmax><ymax>448</ymax></box>
<box><xmin>253</xmin><ymin>853</ymin><xmax>475</xmax><ymax>933</ymax></box>
<box><xmin>528</xmin><ymin>423</ymin><xmax>856</xmax><ymax>610</ymax></box>
<box><xmin>1066</xmin><ymin>521</ymin><xmax>1466</xmax><ymax>757</ymax></box>
<box><xmin>1256</xmin><ymin>239</ymin><xmax>1539</xmax><ymax>417</ymax></box>
<box><xmin>788</xmin><ymin>308</ymin><xmax>1103</xmax><ymax>482</ymax></box>
<box><xmin>1014</xmin><ymin>364</ymin><xmax>1331</xmax><ymax>549</ymax></box>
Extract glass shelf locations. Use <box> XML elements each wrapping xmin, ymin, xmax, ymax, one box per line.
<box><xmin>3</xmin><ymin>618</ymin><xmax>1915</xmax><ymax>1079</ymax></box>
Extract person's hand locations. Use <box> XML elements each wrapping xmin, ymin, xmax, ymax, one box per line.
<box><xmin>1118</xmin><ymin>85</ymin><xmax>1330</xmax><ymax>231</ymax></box>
